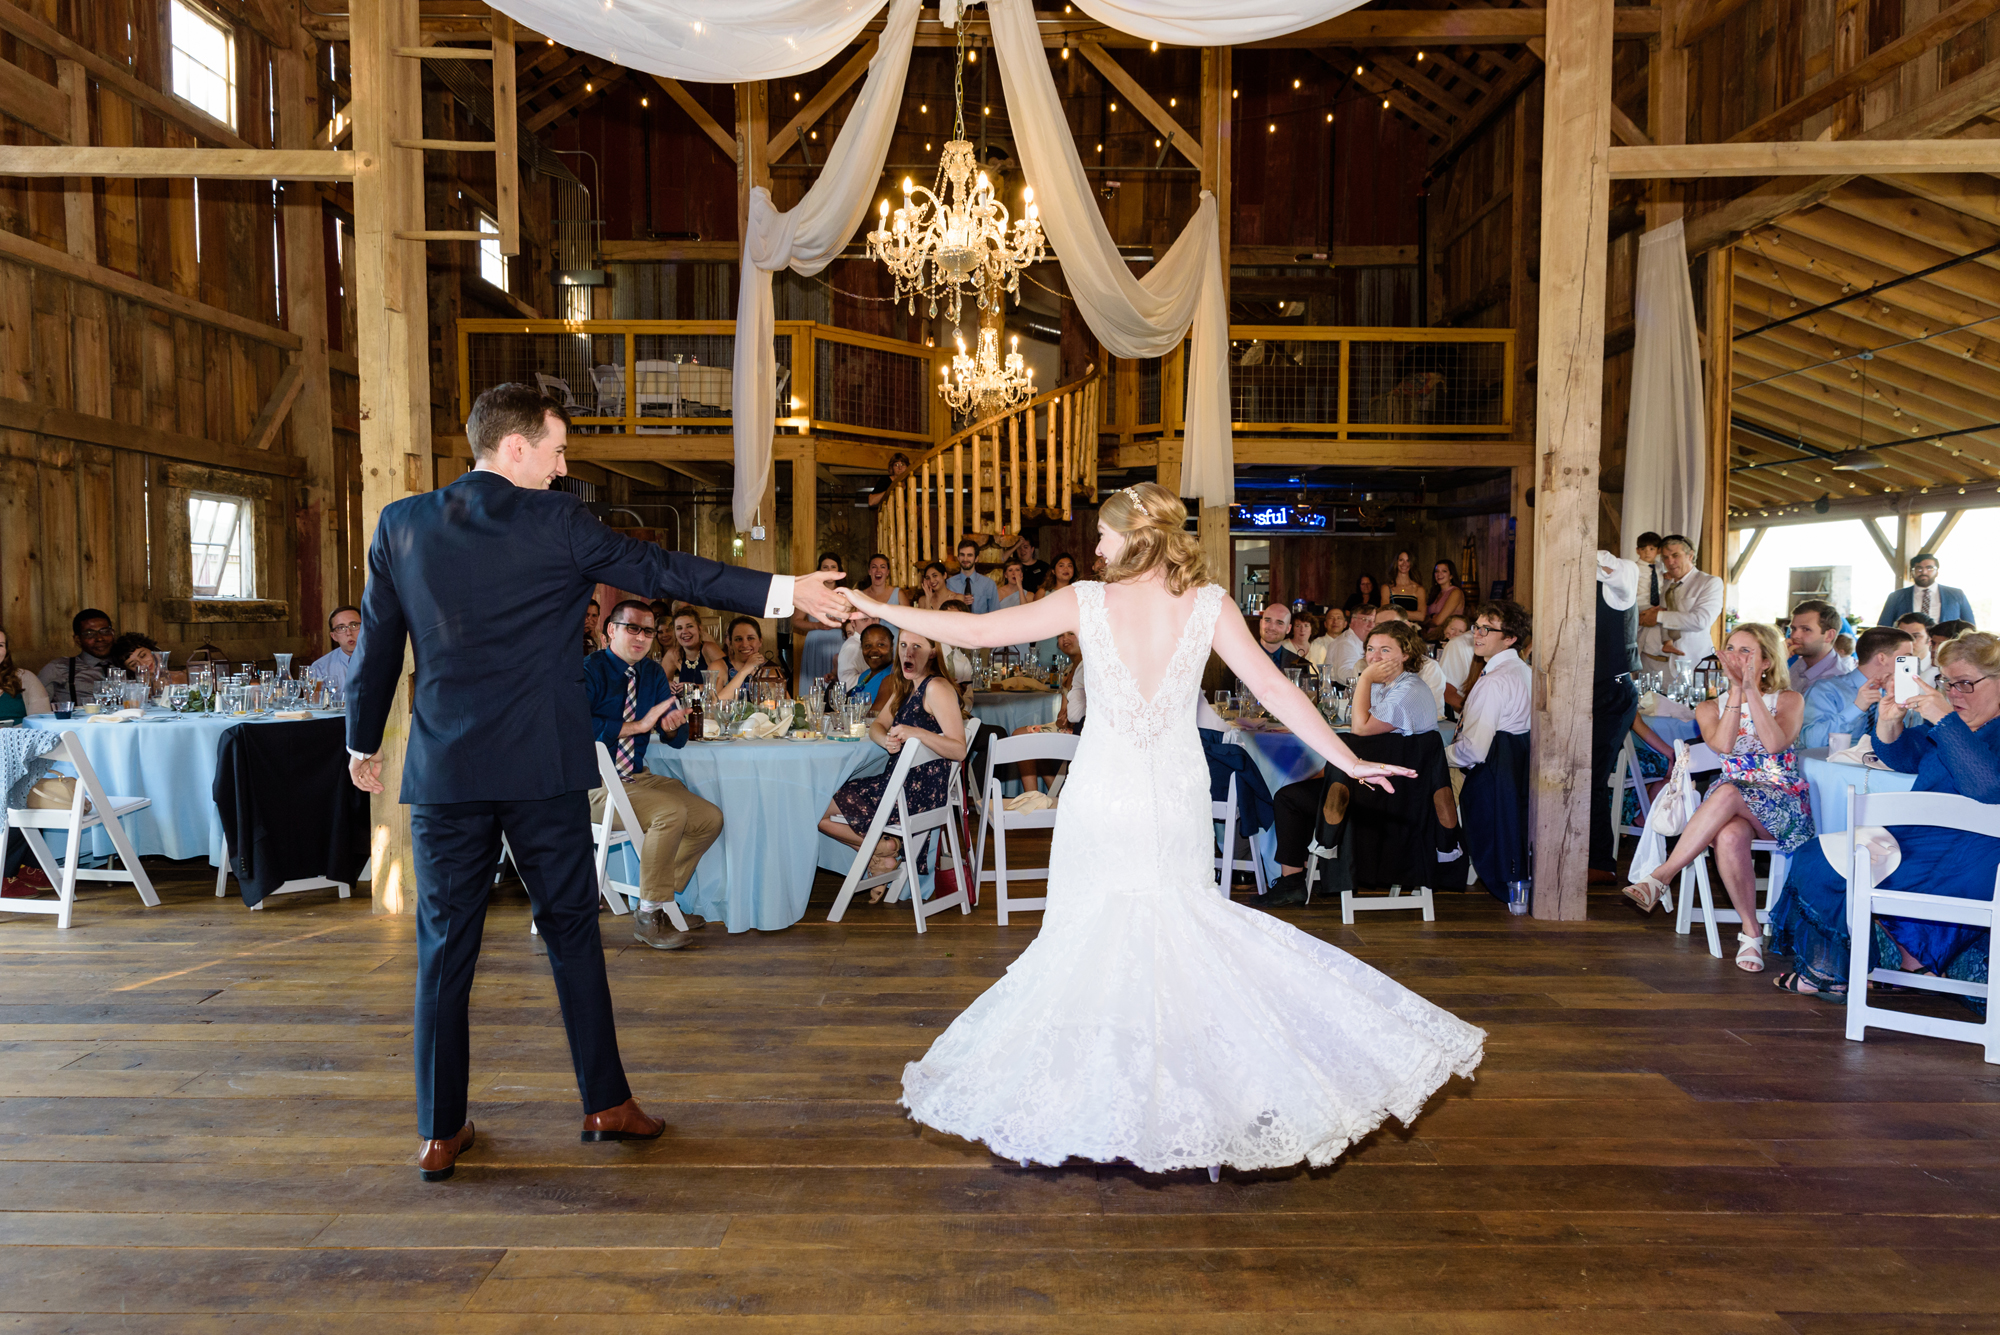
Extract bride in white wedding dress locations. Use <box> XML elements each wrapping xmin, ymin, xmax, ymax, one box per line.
<box><xmin>839</xmin><ymin>483</ymin><xmax>1483</xmax><ymax>1174</ymax></box>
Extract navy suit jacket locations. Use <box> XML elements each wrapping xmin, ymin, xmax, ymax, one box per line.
<box><xmin>347</xmin><ymin>470</ymin><xmax>772</xmax><ymax>804</ymax></box>
<box><xmin>1877</xmin><ymin>584</ymin><xmax>1974</xmax><ymax>628</ymax></box>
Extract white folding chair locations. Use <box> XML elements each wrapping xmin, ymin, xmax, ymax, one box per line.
<box><xmin>1213</xmin><ymin>773</ymin><xmax>1268</xmax><ymax>897</ymax></box>
<box><xmin>1673</xmin><ymin>743</ymin><xmax>1788</xmax><ymax>957</ymax></box>
<box><xmin>1609</xmin><ymin>734</ymin><xmax>1654</xmax><ymax>863</ymax></box>
<box><xmin>589</xmin><ymin>364</ymin><xmax>625</xmax><ymax>420</ymax></box>
<box><xmin>214</xmin><ymin>847</ymin><xmax>353</xmax><ymax>908</ymax></box>
<box><xmin>589</xmin><ymin>742</ymin><xmax>692</xmax><ymax>931</ymax></box>
<box><xmin>973</xmin><ymin>731</ymin><xmax>1079</xmax><ymax>924</ymax></box>
<box><xmin>1841</xmin><ymin>788</ymin><xmax>2000</xmax><ymax>1062</ymax></box>
<box><xmin>534</xmin><ymin>372</ymin><xmax>579</xmax><ymax>410</ymax></box>
<box><xmin>825</xmin><ymin>733</ymin><xmax>974</xmax><ymax>934</ymax></box>
<box><xmin>3</xmin><ymin>731</ymin><xmax>156</xmax><ymax>929</ymax></box>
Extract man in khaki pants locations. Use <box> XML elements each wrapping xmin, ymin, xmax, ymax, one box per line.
<box><xmin>585</xmin><ymin>599</ymin><xmax>722</xmax><ymax>950</ymax></box>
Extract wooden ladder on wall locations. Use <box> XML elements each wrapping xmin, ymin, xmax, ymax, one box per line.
<box><xmin>389</xmin><ymin>16</ymin><xmax>520</xmax><ymax>255</ymax></box>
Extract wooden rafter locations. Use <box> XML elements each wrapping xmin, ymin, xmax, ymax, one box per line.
<box><xmin>1366</xmin><ymin>53</ymin><xmax>1476</xmax><ymax>119</ymax></box>
<box><xmin>519</xmin><ymin>53</ymin><xmax>592</xmax><ymax>107</ymax></box>
<box><xmin>0</xmin><ymin>147</ymin><xmax>356</xmax><ymax>178</ymax></box>
<box><xmin>1733</xmin><ymin>258</ymin><xmax>2000</xmax><ymax>367</ymax></box>
<box><xmin>1075</xmin><ymin>39</ymin><xmax>1204</xmax><ymax>165</ymax></box>
<box><xmin>767</xmin><ymin>38</ymin><xmax>879</xmax><ymax>164</ymax></box>
<box><xmin>525</xmin><ymin>67</ymin><xmax>625</xmax><ymax>133</ymax></box>
<box><xmin>1328</xmin><ymin>54</ymin><xmax>1456</xmax><ymax>138</ymax></box>
<box><xmin>653</xmin><ymin>76</ymin><xmax>739</xmax><ymax>162</ymax></box>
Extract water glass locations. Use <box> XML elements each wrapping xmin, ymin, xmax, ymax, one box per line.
<box><xmin>273</xmin><ymin>652</ymin><xmax>293</xmax><ymax>681</ymax></box>
<box><xmin>1507</xmin><ymin>879</ymin><xmax>1532</xmax><ymax>916</ymax></box>
<box><xmin>168</xmin><ymin>684</ymin><xmax>191</xmax><ymax>712</ymax></box>
<box><xmin>120</xmin><ymin>681</ymin><xmax>148</xmax><ymax>711</ymax></box>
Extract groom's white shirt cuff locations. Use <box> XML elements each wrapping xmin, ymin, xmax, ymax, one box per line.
<box><xmin>765</xmin><ymin>574</ymin><xmax>796</xmax><ymax>620</ymax></box>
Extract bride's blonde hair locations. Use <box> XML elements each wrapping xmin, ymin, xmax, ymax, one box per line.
<box><xmin>1099</xmin><ymin>482</ymin><xmax>1212</xmax><ymax>596</ymax></box>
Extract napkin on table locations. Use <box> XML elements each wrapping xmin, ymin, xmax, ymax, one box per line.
<box><xmin>87</xmin><ymin>709</ymin><xmax>144</xmax><ymax>724</ymax></box>
<box><xmin>1827</xmin><ymin>735</ymin><xmax>1894</xmax><ymax>770</ymax></box>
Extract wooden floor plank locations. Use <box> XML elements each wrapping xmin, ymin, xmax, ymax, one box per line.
<box><xmin>1</xmin><ymin>861</ymin><xmax>1997</xmax><ymax>1325</ymax></box>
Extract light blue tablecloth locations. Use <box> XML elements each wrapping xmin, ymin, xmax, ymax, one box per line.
<box><xmin>969</xmin><ymin>689</ymin><xmax>1059</xmax><ymax>737</ymax></box>
<box><xmin>647</xmin><ymin>736</ymin><xmax>887</xmax><ymax>932</ymax></box>
<box><xmin>21</xmin><ymin>710</ymin><xmax>344</xmax><ymax>864</ymax></box>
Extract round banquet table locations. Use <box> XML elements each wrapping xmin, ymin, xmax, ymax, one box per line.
<box><xmin>968</xmin><ymin>688</ymin><xmax>1060</xmax><ymax>737</ymax></box>
<box><xmin>646</xmin><ymin>735</ymin><xmax>888</xmax><ymax>932</ymax></box>
<box><xmin>20</xmin><ymin>708</ymin><xmax>347</xmax><ymax>863</ymax></box>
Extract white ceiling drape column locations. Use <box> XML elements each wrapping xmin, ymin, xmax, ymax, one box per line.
<box><xmin>730</xmin><ymin>0</ymin><xmax>921</xmax><ymax>529</ymax></box>
<box><xmin>982</xmin><ymin>0</ymin><xmax>1234</xmax><ymax>505</ymax></box>
<box><xmin>1621</xmin><ymin>219</ymin><xmax>1706</xmax><ymax>556</ymax></box>
<box><xmin>490</xmin><ymin>0</ymin><xmax>889</xmax><ymax>82</ymax></box>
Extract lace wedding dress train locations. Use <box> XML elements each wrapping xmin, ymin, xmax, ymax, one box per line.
<box><xmin>900</xmin><ymin>581</ymin><xmax>1485</xmax><ymax>1172</ymax></box>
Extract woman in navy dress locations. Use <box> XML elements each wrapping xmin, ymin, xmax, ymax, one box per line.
<box><xmin>1768</xmin><ymin>631</ymin><xmax>2000</xmax><ymax>999</ymax></box>
<box><xmin>818</xmin><ymin>628</ymin><xmax>967</xmax><ymax>889</ymax></box>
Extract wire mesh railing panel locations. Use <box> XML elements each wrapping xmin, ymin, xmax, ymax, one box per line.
<box><xmin>1137</xmin><ymin>356</ymin><xmax>1162</xmax><ymax>426</ymax></box>
<box><xmin>1345</xmin><ymin>339</ymin><xmax>1508</xmax><ymax>429</ymax></box>
<box><xmin>815</xmin><ymin>337</ymin><xmax>930</xmax><ymax>439</ymax></box>
<box><xmin>1229</xmin><ymin>338</ymin><xmax>1344</xmax><ymax>425</ymax></box>
<box><xmin>465</xmin><ymin>331</ymin><xmax>620</xmax><ymax>419</ymax></box>
<box><xmin>631</xmin><ymin>333</ymin><xmax>738</xmax><ymax>433</ymax></box>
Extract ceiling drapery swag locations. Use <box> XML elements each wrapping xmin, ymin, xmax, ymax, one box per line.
<box><xmin>1621</xmin><ymin>220</ymin><xmax>1707</xmax><ymax>552</ymax></box>
<box><xmin>981</xmin><ymin>0</ymin><xmax>1233</xmax><ymax>504</ymax></box>
<box><xmin>728</xmin><ymin>0</ymin><xmax>921</xmax><ymax>529</ymax></box>
<box><xmin>489</xmin><ymin>0</ymin><xmax>887</xmax><ymax>82</ymax></box>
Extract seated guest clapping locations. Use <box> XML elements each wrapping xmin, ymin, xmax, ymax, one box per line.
<box><xmin>0</xmin><ymin>625</ymin><xmax>51</xmax><ymax>721</ymax></box>
<box><xmin>818</xmin><ymin>629</ymin><xmax>967</xmax><ymax>893</ymax></box>
<box><xmin>585</xmin><ymin>600</ymin><xmax>720</xmax><ymax>951</ymax></box>
<box><xmin>307</xmin><ymin>606</ymin><xmax>361</xmax><ymax>693</ymax></box>
<box><xmin>1621</xmin><ymin>624</ymin><xmax>1814</xmax><ymax>973</ymax></box>
<box><xmin>663</xmin><ymin>609</ymin><xmax>728</xmax><ymax>694</ymax></box>
<box><xmin>1767</xmin><ymin>631</ymin><xmax>2000</xmax><ymax>999</ymax></box>
<box><xmin>714</xmin><ymin>616</ymin><xmax>785</xmax><ymax>704</ymax></box>
<box><xmin>1800</xmin><ymin>625</ymin><xmax>1913</xmax><ymax>749</ymax></box>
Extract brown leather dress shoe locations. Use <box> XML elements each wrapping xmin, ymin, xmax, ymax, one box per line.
<box><xmin>581</xmin><ymin>1097</ymin><xmax>665</xmax><ymax>1142</ymax></box>
<box><xmin>417</xmin><ymin>1121</ymin><xmax>475</xmax><ymax>1182</ymax></box>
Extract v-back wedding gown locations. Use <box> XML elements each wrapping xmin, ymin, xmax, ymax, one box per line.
<box><xmin>900</xmin><ymin>581</ymin><xmax>1485</xmax><ymax>1172</ymax></box>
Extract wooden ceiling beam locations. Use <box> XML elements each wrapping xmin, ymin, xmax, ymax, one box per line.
<box><xmin>1826</xmin><ymin>179</ymin><xmax>2000</xmax><ymax>255</ymax></box>
<box><xmin>1732</xmin><ymin>371</ymin><xmax>1957</xmax><ymax>489</ymax></box>
<box><xmin>1749</xmin><ymin>226</ymin><xmax>2000</xmax><ymax>333</ymax></box>
<box><xmin>525</xmin><ymin>67</ymin><xmax>626</xmax><ymax>133</ymax></box>
<box><xmin>1728</xmin><ymin>0</ymin><xmax>2000</xmax><ymax>145</ymax></box>
<box><xmin>1871</xmin><ymin>171</ymin><xmax>2000</xmax><ymax>231</ymax></box>
<box><xmin>767</xmin><ymin>39</ymin><xmax>880</xmax><ymax>165</ymax></box>
<box><xmin>1318</xmin><ymin>52</ymin><xmax>1457</xmax><ymax>139</ymax></box>
<box><xmin>1679</xmin><ymin>0</ymin><xmax>1760</xmax><ymax>46</ymax></box>
<box><xmin>1611</xmin><ymin>139</ymin><xmax>2000</xmax><ymax>179</ymax></box>
<box><xmin>1732</xmin><ymin>344</ymin><xmax>2000</xmax><ymax>481</ymax></box>
<box><xmin>1075</xmin><ymin>40</ymin><xmax>1203</xmax><ymax>165</ymax></box>
<box><xmin>1734</xmin><ymin>261</ymin><xmax>2000</xmax><ymax>367</ymax></box>
<box><xmin>519</xmin><ymin>53</ymin><xmax>592</xmax><ymax>107</ymax></box>
<box><xmin>1365</xmin><ymin>54</ymin><xmax>1477</xmax><ymax>119</ymax></box>
<box><xmin>654</xmin><ymin>76</ymin><xmax>740</xmax><ymax>163</ymax></box>
<box><xmin>1774</xmin><ymin>209</ymin><xmax>2000</xmax><ymax>326</ymax></box>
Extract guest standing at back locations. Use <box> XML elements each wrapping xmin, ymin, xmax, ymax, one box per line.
<box><xmin>345</xmin><ymin>383</ymin><xmax>847</xmax><ymax>1183</ymax></box>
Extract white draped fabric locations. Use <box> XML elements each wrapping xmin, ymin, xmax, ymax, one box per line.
<box><xmin>984</xmin><ymin>0</ymin><xmax>1234</xmax><ymax>504</ymax></box>
<box><xmin>1622</xmin><ymin>220</ymin><xmax>1706</xmax><ymax>556</ymax></box>
<box><xmin>490</xmin><ymin>0</ymin><xmax>887</xmax><ymax>82</ymax></box>
<box><xmin>1066</xmin><ymin>0</ymin><xmax>1373</xmax><ymax>45</ymax></box>
<box><xmin>729</xmin><ymin>0</ymin><xmax>920</xmax><ymax>528</ymax></box>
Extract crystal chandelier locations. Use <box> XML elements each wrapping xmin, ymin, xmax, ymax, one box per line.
<box><xmin>866</xmin><ymin>22</ymin><xmax>1044</xmax><ymax>327</ymax></box>
<box><xmin>940</xmin><ymin>319</ymin><xmax>1034</xmax><ymax>419</ymax></box>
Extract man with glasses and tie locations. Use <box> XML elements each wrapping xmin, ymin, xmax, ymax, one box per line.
<box><xmin>584</xmin><ymin>600</ymin><xmax>721</xmax><ymax>952</ymax></box>
<box><xmin>1877</xmin><ymin>553</ymin><xmax>1975</xmax><ymax>629</ymax></box>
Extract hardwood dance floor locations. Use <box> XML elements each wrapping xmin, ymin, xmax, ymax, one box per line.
<box><xmin>3</xmin><ymin>853</ymin><xmax>1999</xmax><ymax>1332</ymax></box>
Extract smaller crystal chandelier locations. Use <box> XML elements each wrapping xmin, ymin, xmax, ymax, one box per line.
<box><xmin>940</xmin><ymin>321</ymin><xmax>1034</xmax><ymax>419</ymax></box>
<box><xmin>866</xmin><ymin>21</ymin><xmax>1044</xmax><ymax>327</ymax></box>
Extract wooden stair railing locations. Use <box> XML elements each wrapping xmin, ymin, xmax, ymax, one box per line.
<box><xmin>883</xmin><ymin>368</ymin><xmax>1103</xmax><ymax>585</ymax></box>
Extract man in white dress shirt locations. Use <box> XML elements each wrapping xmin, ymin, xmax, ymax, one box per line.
<box><xmin>1638</xmin><ymin>534</ymin><xmax>1724</xmax><ymax>691</ymax></box>
<box><xmin>306</xmin><ymin>605</ymin><xmax>361</xmax><ymax>694</ymax></box>
<box><xmin>1323</xmin><ymin>604</ymin><xmax>1374</xmax><ymax>687</ymax></box>
<box><xmin>1436</xmin><ymin>614</ymin><xmax>1475</xmax><ymax>711</ymax></box>
<box><xmin>945</xmin><ymin>538</ymin><xmax>998</xmax><ymax>614</ymax></box>
<box><xmin>1450</xmin><ymin>603</ymin><xmax>1534</xmax><ymax>770</ymax></box>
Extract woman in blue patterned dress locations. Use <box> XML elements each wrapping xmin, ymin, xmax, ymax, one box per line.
<box><xmin>1620</xmin><ymin>623</ymin><xmax>1812</xmax><ymax>974</ymax></box>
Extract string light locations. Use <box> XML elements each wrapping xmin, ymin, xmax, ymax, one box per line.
<box><xmin>640</xmin><ymin>97</ymin><xmax>648</xmax><ymax>107</ymax></box>
<box><xmin>1269</xmin><ymin>122</ymin><xmax>1276</xmax><ymax>132</ymax></box>
<box><xmin>1150</xmin><ymin>39</ymin><xmax>1159</xmax><ymax>51</ymax></box>
<box><xmin>1061</xmin><ymin>44</ymin><xmax>1069</xmax><ymax>58</ymax></box>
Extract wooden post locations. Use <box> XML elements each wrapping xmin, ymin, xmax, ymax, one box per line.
<box><xmin>1528</xmin><ymin>0</ymin><xmax>1614</xmax><ymax>923</ymax></box>
<box><xmin>1647</xmin><ymin>0</ymin><xmax>1689</xmax><ymax>231</ymax></box>
<box><xmin>1507</xmin><ymin>94</ymin><xmax>1539</xmax><ymax>593</ymax></box>
<box><xmin>55</xmin><ymin>61</ymin><xmax>93</xmax><ymax>264</ymax></box>
<box><xmin>736</xmin><ymin>82</ymin><xmax>775</xmax><ymax>575</ymax></box>
<box><xmin>278</xmin><ymin>46</ymin><xmax>339</xmax><ymax>657</ymax></box>
<box><xmin>350</xmin><ymin>0</ymin><xmax>432</xmax><ymax>914</ymax></box>
<box><xmin>1701</xmin><ymin>247</ymin><xmax>1733</xmax><ymax>640</ymax></box>
<box><xmin>1199</xmin><ymin>47</ymin><xmax>1233</xmax><ymax>566</ymax></box>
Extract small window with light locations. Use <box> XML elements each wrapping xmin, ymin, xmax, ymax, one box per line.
<box><xmin>477</xmin><ymin>211</ymin><xmax>506</xmax><ymax>290</ymax></box>
<box><xmin>188</xmin><ymin>492</ymin><xmax>256</xmax><ymax>598</ymax></box>
<box><xmin>170</xmin><ymin>0</ymin><xmax>236</xmax><ymax>129</ymax></box>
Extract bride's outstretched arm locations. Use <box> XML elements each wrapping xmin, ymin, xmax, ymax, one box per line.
<box><xmin>1212</xmin><ymin>595</ymin><xmax>1416</xmax><ymax>792</ymax></box>
<box><xmin>845</xmin><ymin>584</ymin><xmax>1078</xmax><ymax>651</ymax></box>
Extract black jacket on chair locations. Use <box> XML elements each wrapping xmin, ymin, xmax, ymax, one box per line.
<box><xmin>1345</xmin><ymin>730</ymin><xmax>1457</xmax><ymax>891</ymax></box>
<box><xmin>214</xmin><ymin>718</ymin><xmax>369</xmax><ymax>907</ymax></box>
<box><xmin>346</xmin><ymin>469</ymin><xmax>774</xmax><ymax>804</ymax></box>
<box><xmin>1461</xmin><ymin>728</ymin><xmax>1532</xmax><ymax>902</ymax></box>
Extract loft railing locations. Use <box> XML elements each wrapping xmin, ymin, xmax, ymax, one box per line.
<box><xmin>456</xmin><ymin>319</ymin><xmax>943</xmax><ymax>447</ymax></box>
<box><xmin>879</xmin><ymin>370</ymin><xmax>1103</xmax><ymax>587</ymax></box>
<box><xmin>1101</xmin><ymin>325</ymin><xmax>1516</xmax><ymax>442</ymax></box>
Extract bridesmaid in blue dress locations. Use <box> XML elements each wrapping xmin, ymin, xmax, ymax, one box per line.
<box><xmin>1768</xmin><ymin>631</ymin><xmax>2000</xmax><ymax>999</ymax></box>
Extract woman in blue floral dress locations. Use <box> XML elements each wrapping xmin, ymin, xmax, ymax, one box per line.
<box><xmin>1619</xmin><ymin>623</ymin><xmax>1813</xmax><ymax>973</ymax></box>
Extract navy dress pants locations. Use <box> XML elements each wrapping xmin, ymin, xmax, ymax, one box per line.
<box><xmin>410</xmin><ymin>790</ymin><xmax>631</xmax><ymax>1139</ymax></box>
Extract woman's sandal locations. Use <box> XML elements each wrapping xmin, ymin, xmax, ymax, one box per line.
<box><xmin>865</xmin><ymin>841</ymin><xmax>902</xmax><ymax>900</ymax></box>
<box><xmin>1734</xmin><ymin>932</ymin><xmax>1765</xmax><ymax>974</ymax></box>
<box><xmin>1620</xmin><ymin>874</ymin><xmax>1670</xmax><ymax>914</ymax></box>
<box><xmin>1773</xmin><ymin>970</ymin><xmax>1845</xmax><ymax>1001</ymax></box>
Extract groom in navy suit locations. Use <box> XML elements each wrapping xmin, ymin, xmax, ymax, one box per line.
<box><xmin>347</xmin><ymin>383</ymin><xmax>846</xmax><ymax>1181</ymax></box>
